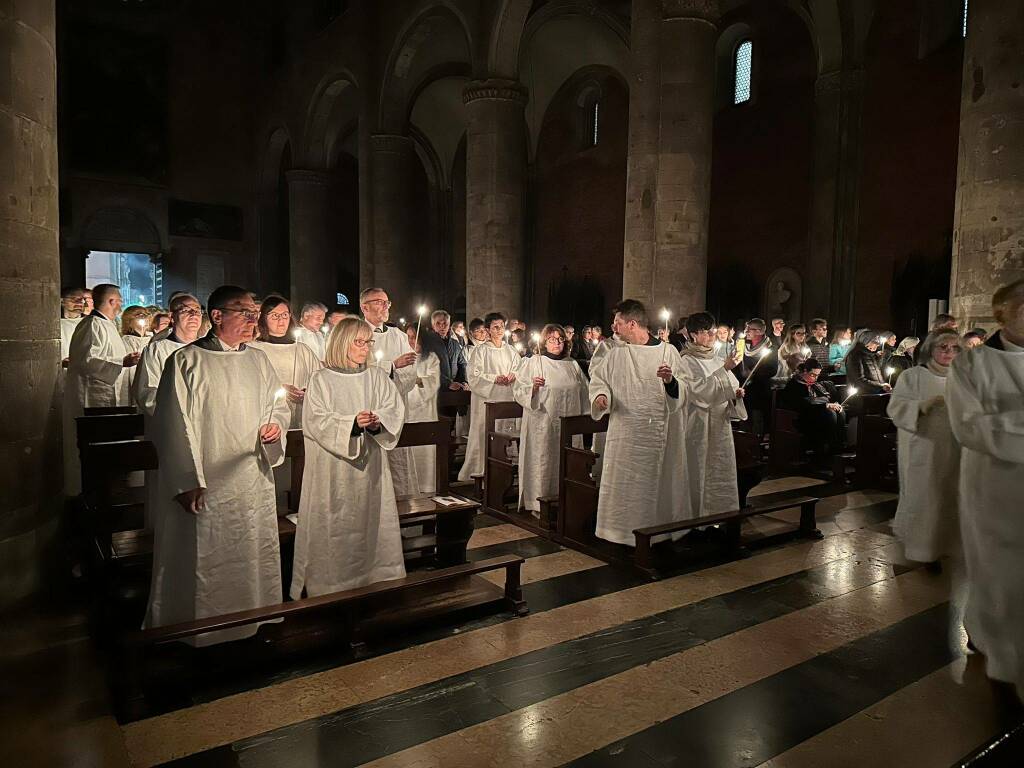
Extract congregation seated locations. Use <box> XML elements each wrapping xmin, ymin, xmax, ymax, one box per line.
<box><xmin>777</xmin><ymin>359</ymin><xmax>847</xmax><ymax>463</ymax></box>
<box><xmin>843</xmin><ymin>328</ymin><xmax>892</xmax><ymax>400</ymax></box>
<box><xmin>828</xmin><ymin>326</ymin><xmax>852</xmax><ymax>373</ymax></box>
<box><xmin>887</xmin><ymin>336</ymin><xmax>919</xmax><ymax>385</ymax></box>
<box><xmin>806</xmin><ymin>318</ymin><xmax>831</xmax><ymax>372</ymax></box>
<box><xmin>773</xmin><ymin>322</ymin><xmax>810</xmax><ymax>384</ymax></box>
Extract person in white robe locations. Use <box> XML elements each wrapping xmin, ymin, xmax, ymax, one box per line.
<box><xmin>359</xmin><ymin>287</ymin><xmax>419</xmax><ymax>494</ymax></box>
<box><xmin>63</xmin><ymin>284</ymin><xmax>141</xmax><ymax>495</ymax></box>
<box><xmin>677</xmin><ymin>312</ymin><xmax>746</xmax><ymax>521</ymax></box>
<box><xmin>290</xmin><ymin>317</ymin><xmax>407</xmax><ymax>598</ymax></box>
<box><xmin>59</xmin><ymin>287</ymin><xmax>85</xmax><ymax>365</ymax></box>
<box><xmin>458</xmin><ymin>312</ymin><xmax>521</xmax><ymax>483</ymax></box>
<box><xmin>513</xmin><ymin>324</ymin><xmax>588</xmax><ymax>515</ymax></box>
<box><xmin>946</xmin><ymin>279</ymin><xmax>1024</xmax><ymax>697</ymax></box>
<box><xmin>405</xmin><ymin>326</ymin><xmax>441</xmax><ymax>495</ymax></box>
<box><xmin>131</xmin><ymin>294</ymin><xmax>204</xmax><ymax>529</ymax></box>
<box><xmin>294</xmin><ymin>301</ymin><xmax>327</xmax><ymax>361</ymax></box>
<box><xmin>590</xmin><ymin>300</ymin><xmax>693</xmax><ymax>545</ymax></box>
<box><xmin>886</xmin><ymin>330</ymin><xmax>962</xmax><ymax>565</ymax></box>
<box><xmin>120</xmin><ymin>305</ymin><xmax>153</xmax><ymax>405</ymax></box>
<box><xmin>145</xmin><ymin>286</ymin><xmax>290</xmax><ymax>646</ymax></box>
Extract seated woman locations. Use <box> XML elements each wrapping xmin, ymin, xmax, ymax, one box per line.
<box><xmin>773</xmin><ymin>323</ymin><xmax>810</xmax><ymax>385</ymax></box>
<box><xmin>844</xmin><ymin>328</ymin><xmax>892</xmax><ymax>397</ymax></box>
<box><xmin>886</xmin><ymin>331</ymin><xmax>961</xmax><ymax>569</ymax></box>
<box><xmin>290</xmin><ymin>317</ymin><xmax>407</xmax><ymax>598</ymax></box>
<box><xmin>778</xmin><ymin>359</ymin><xmax>847</xmax><ymax>462</ymax></box>
<box><xmin>887</xmin><ymin>336</ymin><xmax>919</xmax><ymax>385</ymax></box>
<box><xmin>512</xmin><ymin>324</ymin><xmax>589</xmax><ymax>517</ymax></box>
<box><xmin>828</xmin><ymin>327</ymin><xmax>852</xmax><ymax>374</ymax></box>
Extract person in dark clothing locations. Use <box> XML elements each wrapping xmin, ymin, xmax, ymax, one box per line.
<box><xmin>420</xmin><ymin>310</ymin><xmax>468</xmax><ymax>392</ymax></box>
<box><xmin>806</xmin><ymin>318</ymin><xmax>832</xmax><ymax>372</ymax></box>
<box><xmin>779</xmin><ymin>359</ymin><xmax>847</xmax><ymax>461</ymax></box>
<box><xmin>844</xmin><ymin>328</ymin><xmax>892</xmax><ymax>396</ymax></box>
<box><xmin>736</xmin><ymin>317</ymin><xmax>779</xmax><ymax>435</ymax></box>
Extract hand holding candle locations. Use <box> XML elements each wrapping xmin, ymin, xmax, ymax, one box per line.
<box><xmin>885</xmin><ymin>365</ymin><xmax>896</xmax><ymax>385</ymax></box>
<box><xmin>260</xmin><ymin>388</ymin><xmax>286</xmax><ymax>443</ymax></box>
<box><xmin>741</xmin><ymin>346</ymin><xmax>772</xmax><ymax>388</ymax></box>
<box><xmin>414</xmin><ymin>305</ymin><xmax>428</xmax><ymax>346</ymax></box>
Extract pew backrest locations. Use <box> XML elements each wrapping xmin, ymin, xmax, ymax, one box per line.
<box><xmin>76</xmin><ymin>413</ymin><xmax>145</xmax><ymax>451</ymax></box>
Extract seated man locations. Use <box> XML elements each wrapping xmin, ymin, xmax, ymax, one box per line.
<box><xmin>778</xmin><ymin>359</ymin><xmax>847</xmax><ymax>462</ymax></box>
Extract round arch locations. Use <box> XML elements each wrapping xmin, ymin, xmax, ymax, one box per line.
<box><xmin>302</xmin><ymin>74</ymin><xmax>359</xmax><ymax>169</ymax></box>
<box><xmin>79</xmin><ymin>206</ymin><xmax>162</xmax><ymax>254</ymax></box>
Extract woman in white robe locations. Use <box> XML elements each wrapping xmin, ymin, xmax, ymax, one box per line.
<box><xmin>120</xmin><ymin>305</ymin><xmax>153</xmax><ymax>405</ymax></box>
<box><xmin>249</xmin><ymin>296</ymin><xmax>321</xmax><ymax>429</ymax></box>
<box><xmin>405</xmin><ymin>327</ymin><xmax>441</xmax><ymax>495</ymax></box>
<box><xmin>677</xmin><ymin>313</ymin><xmax>747</xmax><ymax>520</ymax></box>
<box><xmin>886</xmin><ymin>331</ymin><xmax>962</xmax><ymax>564</ymax></box>
<box><xmin>513</xmin><ymin>325</ymin><xmax>588</xmax><ymax>515</ymax></box>
<box><xmin>946</xmin><ymin>284</ymin><xmax>1024</xmax><ymax>696</ymax></box>
<box><xmin>458</xmin><ymin>313</ymin><xmax>521</xmax><ymax>482</ymax></box>
<box><xmin>290</xmin><ymin>317</ymin><xmax>407</xmax><ymax>598</ymax></box>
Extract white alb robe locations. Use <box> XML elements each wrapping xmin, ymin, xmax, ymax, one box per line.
<box><xmin>290</xmin><ymin>367</ymin><xmax>407</xmax><ymax>598</ymax></box>
<box><xmin>368</xmin><ymin>325</ymin><xmax>419</xmax><ymax>494</ymax></box>
<box><xmin>63</xmin><ymin>314</ymin><xmax>131</xmax><ymax>495</ymax></box>
<box><xmin>589</xmin><ymin>340</ymin><xmax>688</xmax><ymax>545</ymax></box>
<box><xmin>677</xmin><ymin>352</ymin><xmax>746</xmax><ymax>520</ymax></box>
<box><xmin>947</xmin><ymin>337</ymin><xmax>1024</xmax><ymax>693</ymax></box>
<box><xmin>886</xmin><ymin>366</ymin><xmax>960</xmax><ymax>562</ymax></box>
<box><xmin>60</xmin><ymin>316</ymin><xmax>81</xmax><ymax>361</ymax></box>
<box><xmin>294</xmin><ymin>326</ymin><xmax>326</xmax><ymax>361</ymax></box>
<box><xmin>458</xmin><ymin>342</ymin><xmax>522</xmax><ymax>482</ymax></box>
<box><xmin>248</xmin><ymin>340</ymin><xmax>321</xmax><ymax>429</ymax></box>
<box><xmin>144</xmin><ymin>342</ymin><xmax>290</xmax><ymax>646</ymax></box>
<box><xmin>513</xmin><ymin>356</ymin><xmax>588</xmax><ymax>513</ymax></box>
<box><xmin>406</xmin><ymin>353</ymin><xmax>441</xmax><ymax>495</ymax></box>
<box><xmin>121</xmin><ymin>333</ymin><xmax>151</xmax><ymax>406</ymax></box>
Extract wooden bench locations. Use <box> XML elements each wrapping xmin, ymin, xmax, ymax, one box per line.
<box><xmin>116</xmin><ymin>553</ymin><xmax>526</xmax><ymax>719</ymax></box>
<box><xmin>556</xmin><ymin>414</ymin><xmax>608</xmax><ymax>558</ymax></box>
<box><xmin>632</xmin><ymin>495</ymin><xmax>821</xmax><ymax>578</ymax></box>
<box><xmin>767</xmin><ymin>408</ymin><xmax>805</xmax><ymax>476</ymax></box>
<box><xmin>855</xmin><ymin>414</ymin><xmax>898</xmax><ymax>490</ymax></box>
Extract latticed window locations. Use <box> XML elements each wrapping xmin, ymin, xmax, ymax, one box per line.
<box><xmin>962</xmin><ymin>0</ymin><xmax>969</xmax><ymax>38</ymax></box>
<box><xmin>589</xmin><ymin>101</ymin><xmax>600</xmax><ymax>147</ymax></box>
<box><xmin>734</xmin><ymin>40</ymin><xmax>752</xmax><ymax>104</ymax></box>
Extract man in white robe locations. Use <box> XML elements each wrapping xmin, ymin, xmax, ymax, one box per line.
<box><xmin>63</xmin><ymin>283</ymin><xmax>142</xmax><ymax>495</ymax></box>
<box><xmin>145</xmin><ymin>285</ymin><xmax>290</xmax><ymax>646</ymax></box>
<box><xmin>947</xmin><ymin>279</ymin><xmax>1024</xmax><ymax>698</ymax></box>
<box><xmin>590</xmin><ymin>300</ymin><xmax>690</xmax><ymax>545</ymax></box>
<box><xmin>59</xmin><ymin>287</ymin><xmax>85</xmax><ymax>365</ymax></box>
<box><xmin>677</xmin><ymin>312</ymin><xmax>746</xmax><ymax>521</ymax></box>
<box><xmin>294</xmin><ymin>301</ymin><xmax>327</xmax><ymax>361</ymax></box>
<box><xmin>360</xmin><ymin>287</ymin><xmax>419</xmax><ymax>494</ymax></box>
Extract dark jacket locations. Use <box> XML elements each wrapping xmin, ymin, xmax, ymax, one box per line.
<box><xmin>421</xmin><ymin>329</ymin><xmax>466</xmax><ymax>391</ymax></box>
<box><xmin>845</xmin><ymin>345</ymin><xmax>888</xmax><ymax>395</ymax></box>
<box><xmin>778</xmin><ymin>375</ymin><xmax>840</xmax><ymax>416</ymax></box>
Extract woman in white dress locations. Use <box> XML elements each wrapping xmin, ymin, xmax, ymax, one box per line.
<box><xmin>458</xmin><ymin>312</ymin><xmax>521</xmax><ymax>482</ymax></box>
<box><xmin>513</xmin><ymin>324</ymin><xmax>588</xmax><ymax>515</ymax></box>
<box><xmin>887</xmin><ymin>330</ymin><xmax>962</xmax><ymax>567</ymax></box>
<box><xmin>120</xmin><ymin>305</ymin><xmax>152</xmax><ymax>404</ymax></box>
<box><xmin>405</xmin><ymin>326</ymin><xmax>441</xmax><ymax>495</ymax></box>
<box><xmin>290</xmin><ymin>317</ymin><xmax>407</xmax><ymax>598</ymax></box>
<box><xmin>249</xmin><ymin>296</ymin><xmax>321</xmax><ymax>430</ymax></box>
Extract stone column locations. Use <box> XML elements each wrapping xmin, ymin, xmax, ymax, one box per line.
<box><xmin>463</xmin><ymin>79</ymin><xmax>528</xmax><ymax>322</ymax></box>
<box><xmin>286</xmin><ymin>169</ymin><xmax>339</xmax><ymax>307</ymax></box>
<box><xmin>804</xmin><ymin>68</ymin><xmax>866</xmax><ymax>324</ymax></box>
<box><xmin>950</xmin><ymin>0</ymin><xmax>1024</xmax><ymax>326</ymax></box>
<box><xmin>0</xmin><ymin>1</ymin><xmax>63</xmax><ymax>607</ymax></box>
<box><xmin>369</xmin><ymin>134</ymin><xmax>416</xmax><ymax>304</ymax></box>
<box><xmin>622</xmin><ymin>0</ymin><xmax>718</xmax><ymax>320</ymax></box>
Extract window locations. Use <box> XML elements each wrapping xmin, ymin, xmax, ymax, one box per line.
<box><xmin>589</xmin><ymin>101</ymin><xmax>600</xmax><ymax>148</ymax></box>
<box><xmin>734</xmin><ymin>40</ymin><xmax>752</xmax><ymax>105</ymax></box>
<box><xmin>962</xmin><ymin>0</ymin><xmax>969</xmax><ymax>38</ymax></box>
<box><xmin>336</xmin><ymin>292</ymin><xmax>350</xmax><ymax>305</ymax></box>
<box><xmin>86</xmin><ymin>251</ymin><xmax>157</xmax><ymax>307</ymax></box>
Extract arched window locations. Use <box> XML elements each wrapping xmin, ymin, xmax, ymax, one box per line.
<box><xmin>588</xmin><ymin>101</ymin><xmax>600</xmax><ymax>148</ymax></box>
<box><xmin>576</xmin><ymin>82</ymin><xmax>604</xmax><ymax>150</ymax></box>
<box><xmin>734</xmin><ymin>39</ymin><xmax>753</xmax><ymax>104</ymax></box>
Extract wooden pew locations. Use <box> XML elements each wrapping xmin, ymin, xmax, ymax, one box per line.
<box><xmin>76</xmin><ymin>412</ymin><xmax>144</xmax><ymax>451</ymax></box>
<box><xmin>855</xmin><ymin>414</ymin><xmax>898</xmax><ymax>490</ymax></box>
<box><xmin>767</xmin><ymin>408</ymin><xmax>804</xmax><ymax>476</ymax></box>
<box><xmin>556</xmin><ymin>414</ymin><xmax>608</xmax><ymax>558</ymax></box>
<box><xmin>83</xmin><ymin>405</ymin><xmax>138</xmax><ymax>416</ymax></box>
<box><xmin>484</xmin><ymin>400</ymin><xmax>554</xmax><ymax>532</ymax></box>
<box><xmin>437</xmin><ymin>388</ymin><xmax>470</xmax><ymax>478</ymax></box>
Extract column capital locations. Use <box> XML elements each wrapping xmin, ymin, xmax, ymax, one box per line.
<box><xmin>463</xmin><ymin>78</ymin><xmax>528</xmax><ymax>107</ymax></box>
<box><xmin>814</xmin><ymin>69</ymin><xmax>864</xmax><ymax>97</ymax></box>
<box><xmin>662</xmin><ymin>0</ymin><xmax>719</xmax><ymax>24</ymax></box>
<box><xmin>285</xmin><ymin>169</ymin><xmax>337</xmax><ymax>187</ymax></box>
<box><xmin>370</xmin><ymin>134</ymin><xmax>414</xmax><ymax>154</ymax></box>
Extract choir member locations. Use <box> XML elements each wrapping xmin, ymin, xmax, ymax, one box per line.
<box><xmin>145</xmin><ymin>286</ymin><xmax>290</xmax><ymax>645</ymax></box>
<box><xmin>120</xmin><ymin>305</ymin><xmax>152</xmax><ymax>403</ymax></box>
<box><xmin>294</xmin><ymin>301</ymin><xmax>328</xmax><ymax>360</ymax></box>
<box><xmin>947</xmin><ymin>279</ymin><xmax>1024</xmax><ymax>698</ymax></box>
<box><xmin>290</xmin><ymin>317</ymin><xmax>407</xmax><ymax>597</ymax></box>
<box><xmin>405</xmin><ymin>326</ymin><xmax>441</xmax><ymax>494</ymax></box>
<box><xmin>736</xmin><ymin>318</ymin><xmax>778</xmax><ymax>435</ymax></box>
<box><xmin>326</xmin><ymin>306</ymin><xmax>350</xmax><ymax>330</ymax></box>
<box><xmin>844</xmin><ymin>328</ymin><xmax>892</xmax><ymax>396</ymax></box>
<box><xmin>886</xmin><ymin>330</ymin><xmax>961</xmax><ymax>567</ymax></box>
<box><xmin>930</xmin><ymin>313</ymin><xmax>959</xmax><ymax>333</ymax></box>
<box><xmin>589</xmin><ymin>300</ymin><xmax>688</xmax><ymax>545</ymax></box>
<box><xmin>458</xmin><ymin>312</ymin><xmax>521</xmax><ymax>483</ymax></box>
<box><xmin>468</xmin><ymin>317</ymin><xmax>487</xmax><ymax>345</ymax></box>
<box><xmin>778</xmin><ymin>359</ymin><xmax>847</xmax><ymax>461</ymax></box>
<box><xmin>678</xmin><ymin>312</ymin><xmax>746</xmax><ymax>520</ymax></box>
<box><xmin>513</xmin><ymin>324</ymin><xmax>588</xmax><ymax>516</ymax></box>
<box><xmin>63</xmin><ymin>284</ymin><xmax>141</xmax><ymax>494</ymax></box>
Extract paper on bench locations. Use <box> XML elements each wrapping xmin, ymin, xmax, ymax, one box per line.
<box><xmin>431</xmin><ymin>495</ymin><xmax>464</xmax><ymax>506</ymax></box>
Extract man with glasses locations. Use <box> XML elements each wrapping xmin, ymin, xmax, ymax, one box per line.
<box><xmin>736</xmin><ymin>318</ymin><xmax>779</xmax><ymax>435</ymax></box>
<box><xmin>146</xmin><ymin>285</ymin><xmax>291</xmax><ymax>646</ymax></box>
<box><xmin>806</xmin><ymin>318</ymin><xmax>831</xmax><ymax>371</ymax></box>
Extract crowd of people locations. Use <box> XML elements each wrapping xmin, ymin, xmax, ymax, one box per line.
<box><xmin>59</xmin><ymin>278</ymin><xmax>1024</xmax><ymax>699</ymax></box>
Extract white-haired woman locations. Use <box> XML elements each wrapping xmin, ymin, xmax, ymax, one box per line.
<box><xmin>887</xmin><ymin>336</ymin><xmax>919</xmax><ymax>385</ymax></box>
<box><xmin>886</xmin><ymin>330</ymin><xmax>962</xmax><ymax>568</ymax></box>
<box><xmin>290</xmin><ymin>317</ymin><xmax>407</xmax><ymax>598</ymax></box>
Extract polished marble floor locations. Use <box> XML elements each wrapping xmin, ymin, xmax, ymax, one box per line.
<box><xmin>2</xmin><ymin>477</ymin><xmax>1021</xmax><ymax>768</ymax></box>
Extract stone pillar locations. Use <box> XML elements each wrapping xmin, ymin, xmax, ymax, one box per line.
<box><xmin>463</xmin><ymin>79</ymin><xmax>528</xmax><ymax>322</ymax></box>
<box><xmin>286</xmin><ymin>169</ymin><xmax>339</xmax><ymax>306</ymax></box>
<box><xmin>369</xmin><ymin>134</ymin><xmax>416</xmax><ymax>304</ymax></box>
<box><xmin>804</xmin><ymin>68</ymin><xmax>866</xmax><ymax>324</ymax></box>
<box><xmin>0</xmin><ymin>1</ymin><xmax>63</xmax><ymax>607</ymax></box>
<box><xmin>622</xmin><ymin>0</ymin><xmax>718</xmax><ymax>320</ymax></box>
<box><xmin>950</xmin><ymin>0</ymin><xmax>1024</xmax><ymax>326</ymax></box>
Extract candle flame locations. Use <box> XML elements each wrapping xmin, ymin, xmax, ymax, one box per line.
<box><xmin>738</xmin><ymin>332</ymin><xmax>746</xmax><ymax>339</ymax></box>
<box><xmin>848</xmin><ymin>386</ymin><xmax>858</xmax><ymax>395</ymax></box>
<box><xmin>417</xmin><ymin>305</ymin><xmax>428</xmax><ymax>316</ymax></box>
<box><xmin>374</xmin><ymin>350</ymin><xmax>383</xmax><ymax>361</ymax></box>
<box><xmin>531</xmin><ymin>332</ymin><xmax>541</xmax><ymax>343</ymax></box>
<box><xmin>659</xmin><ymin>308</ymin><xmax>671</xmax><ymax>321</ymax></box>
<box><xmin>885</xmin><ymin>366</ymin><xmax>896</xmax><ymax>376</ymax></box>
<box><xmin>504</xmin><ymin>329</ymin><xmax>511</xmax><ymax>339</ymax></box>
<box><xmin>292</xmin><ymin>329</ymin><xmax>301</xmax><ymax>339</ymax></box>
<box><xmin>514</xmin><ymin>342</ymin><xmax>524</xmax><ymax>353</ymax></box>
<box><xmin>274</xmin><ymin>388</ymin><xmax>286</xmax><ymax>400</ymax></box>
<box><xmin>760</xmin><ymin>347</ymin><xmax>771</xmax><ymax>357</ymax></box>
<box><xmin>399</xmin><ymin>317</ymin><xmax>406</xmax><ymax>324</ymax></box>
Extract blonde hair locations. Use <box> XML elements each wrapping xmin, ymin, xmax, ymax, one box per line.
<box><xmin>120</xmin><ymin>305</ymin><xmax>151</xmax><ymax>336</ymax></box>
<box><xmin>325</xmin><ymin>316</ymin><xmax>373</xmax><ymax>369</ymax></box>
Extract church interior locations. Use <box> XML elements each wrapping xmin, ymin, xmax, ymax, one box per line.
<box><xmin>2</xmin><ymin>0</ymin><xmax>1024</xmax><ymax>765</ymax></box>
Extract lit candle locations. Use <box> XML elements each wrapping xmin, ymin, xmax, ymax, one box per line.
<box><xmin>840</xmin><ymin>386</ymin><xmax>859</xmax><ymax>407</ymax></box>
<box><xmin>414</xmin><ymin>305</ymin><xmax>428</xmax><ymax>347</ymax></box>
<box><xmin>532</xmin><ymin>332</ymin><xmax>545</xmax><ymax>375</ymax></box>
<box><xmin>885</xmin><ymin>365</ymin><xmax>896</xmax><ymax>385</ymax></box>
<box><xmin>504</xmin><ymin>329</ymin><xmax>511</xmax><ymax>343</ymax></box>
<box><xmin>291</xmin><ymin>328</ymin><xmax>302</xmax><ymax>385</ymax></box>
<box><xmin>736</xmin><ymin>331</ymin><xmax>746</xmax><ymax>357</ymax></box>
<box><xmin>741</xmin><ymin>346</ymin><xmax>772</xmax><ymax>388</ymax></box>
<box><xmin>659</xmin><ymin>308</ymin><xmax>671</xmax><ymax>336</ymax></box>
<box><xmin>373</xmin><ymin>349</ymin><xmax>383</xmax><ymax>368</ymax></box>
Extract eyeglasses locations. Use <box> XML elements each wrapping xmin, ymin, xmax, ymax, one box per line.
<box><xmin>363</xmin><ymin>299</ymin><xmax>392</xmax><ymax>308</ymax></box>
<box><xmin>218</xmin><ymin>308</ymin><xmax>259</xmax><ymax>321</ymax></box>
<box><xmin>936</xmin><ymin>344</ymin><xmax>961</xmax><ymax>353</ymax></box>
<box><xmin>267</xmin><ymin>312</ymin><xmax>291</xmax><ymax>321</ymax></box>
<box><xmin>175</xmin><ymin>308</ymin><xmax>202</xmax><ymax>318</ymax></box>
<box><xmin>546</xmin><ymin>337</ymin><xmax>566</xmax><ymax>345</ymax></box>
<box><xmin>352</xmin><ymin>338</ymin><xmax>376</xmax><ymax>348</ymax></box>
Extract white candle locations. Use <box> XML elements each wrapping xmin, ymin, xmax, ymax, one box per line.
<box><xmin>741</xmin><ymin>347</ymin><xmax>772</xmax><ymax>388</ymax></box>
<box><xmin>414</xmin><ymin>305</ymin><xmax>428</xmax><ymax>347</ymax></box>
<box><xmin>373</xmin><ymin>349</ymin><xmax>384</xmax><ymax>368</ymax></box>
<box><xmin>291</xmin><ymin>329</ymin><xmax>302</xmax><ymax>385</ymax></box>
<box><xmin>659</xmin><ymin>308</ymin><xmax>671</xmax><ymax>336</ymax></box>
<box><xmin>840</xmin><ymin>386</ymin><xmax>859</xmax><ymax>407</ymax></box>
<box><xmin>885</xmin><ymin>366</ymin><xmax>896</xmax><ymax>385</ymax></box>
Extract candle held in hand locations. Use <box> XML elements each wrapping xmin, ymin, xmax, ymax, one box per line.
<box><xmin>741</xmin><ymin>346</ymin><xmax>772</xmax><ymax>388</ymax></box>
<box><xmin>414</xmin><ymin>305</ymin><xmax>428</xmax><ymax>347</ymax></box>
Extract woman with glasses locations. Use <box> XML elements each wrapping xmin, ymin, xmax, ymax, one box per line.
<box><xmin>249</xmin><ymin>296</ymin><xmax>321</xmax><ymax>429</ymax></box>
<box><xmin>120</xmin><ymin>305</ymin><xmax>153</xmax><ymax>403</ymax></box>
<box><xmin>290</xmin><ymin>317</ymin><xmax>407</xmax><ymax>598</ymax></box>
<box><xmin>887</xmin><ymin>330</ymin><xmax>962</xmax><ymax>569</ymax></box>
<box><xmin>512</xmin><ymin>324</ymin><xmax>588</xmax><ymax>517</ymax></box>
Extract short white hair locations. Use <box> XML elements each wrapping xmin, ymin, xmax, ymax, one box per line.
<box><xmin>301</xmin><ymin>302</ymin><xmax>328</xmax><ymax>317</ymax></box>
